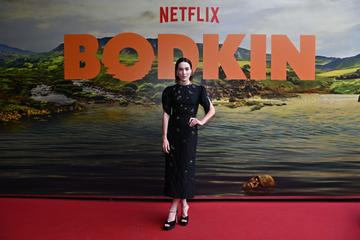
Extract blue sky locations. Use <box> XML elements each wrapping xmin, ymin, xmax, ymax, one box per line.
<box><xmin>0</xmin><ymin>0</ymin><xmax>359</xmax><ymax>57</ymax></box>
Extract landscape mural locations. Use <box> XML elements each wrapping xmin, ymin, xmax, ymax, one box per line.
<box><xmin>0</xmin><ymin>0</ymin><xmax>359</xmax><ymax>197</ymax></box>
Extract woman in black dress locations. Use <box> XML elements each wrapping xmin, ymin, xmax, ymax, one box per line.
<box><xmin>162</xmin><ymin>57</ymin><xmax>215</xmax><ymax>230</ymax></box>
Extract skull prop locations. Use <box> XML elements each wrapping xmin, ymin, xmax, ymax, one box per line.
<box><xmin>242</xmin><ymin>175</ymin><xmax>275</xmax><ymax>193</ymax></box>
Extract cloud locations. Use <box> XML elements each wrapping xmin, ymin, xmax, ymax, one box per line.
<box><xmin>215</xmin><ymin>0</ymin><xmax>360</xmax><ymax>57</ymax></box>
<box><xmin>141</xmin><ymin>11</ymin><xmax>156</xmax><ymax>20</ymax></box>
<box><xmin>36</xmin><ymin>22</ymin><xmax>50</xmax><ymax>30</ymax></box>
<box><xmin>318</xmin><ymin>23</ymin><xmax>360</xmax><ymax>57</ymax></box>
<box><xmin>0</xmin><ymin>0</ymin><xmax>358</xmax><ymax>57</ymax></box>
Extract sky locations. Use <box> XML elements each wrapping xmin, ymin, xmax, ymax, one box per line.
<box><xmin>0</xmin><ymin>0</ymin><xmax>359</xmax><ymax>57</ymax></box>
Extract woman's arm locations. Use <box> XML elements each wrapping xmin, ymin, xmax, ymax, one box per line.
<box><xmin>189</xmin><ymin>100</ymin><xmax>216</xmax><ymax>127</ymax></box>
<box><xmin>162</xmin><ymin>111</ymin><xmax>170</xmax><ymax>154</ymax></box>
<box><xmin>199</xmin><ymin>100</ymin><xmax>215</xmax><ymax>125</ymax></box>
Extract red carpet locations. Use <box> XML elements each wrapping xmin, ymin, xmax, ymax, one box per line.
<box><xmin>1</xmin><ymin>197</ymin><xmax>359</xmax><ymax>240</ymax></box>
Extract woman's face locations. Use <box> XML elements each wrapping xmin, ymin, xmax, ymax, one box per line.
<box><xmin>176</xmin><ymin>62</ymin><xmax>192</xmax><ymax>82</ymax></box>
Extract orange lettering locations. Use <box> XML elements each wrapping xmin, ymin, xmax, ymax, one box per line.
<box><xmin>64</xmin><ymin>34</ymin><xmax>100</xmax><ymax>80</ymax></box>
<box><xmin>271</xmin><ymin>35</ymin><xmax>315</xmax><ymax>80</ymax></box>
<box><xmin>102</xmin><ymin>33</ymin><xmax>155</xmax><ymax>82</ymax></box>
<box><xmin>203</xmin><ymin>34</ymin><xmax>247</xmax><ymax>80</ymax></box>
<box><xmin>250</xmin><ymin>34</ymin><xmax>267</xmax><ymax>80</ymax></box>
<box><xmin>158</xmin><ymin>34</ymin><xmax>199</xmax><ymax>79</ymax></box>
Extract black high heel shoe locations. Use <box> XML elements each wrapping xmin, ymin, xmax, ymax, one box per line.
<box><xmin>179</xmin><ymin>215</ymin><xmax>189</xmax><ymax>226</ymax></box>
<box><xmin>163</xmin><ymin>210</ymin><xmax>178</xmax><ymax>231</ymax></box>
<box><xmin>179</xmin><ymin>205</ymin><xmax>189</xmax><ymax>226</ymax></box>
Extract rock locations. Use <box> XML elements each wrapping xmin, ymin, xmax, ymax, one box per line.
<box><xmin>250</xmin><ymin>104</ymin><xmax>264</xmax><ymax>111</ymax></box>
<box><xmin>31</xmin><ymin>93</ymin><xmax>76</xmax><ymax>106</ymax></box>
<box><xmin>30</xmin><ymin>84</ymin><xmax>52</xmax><ymax>96</ymax></box>
<box><xmin>118</xmin><ymin>100</ymin><xmax>129</xmax><ymax>106</ymax></box>
<box><xmin>30</xmin><ymin>84</ymin><xmax>76</xmax><ymax>106</ymax></box>
<box><xmin>242</xmin><ymin>175</ymin><xmax>276</xmax><ymax>193</ymax></box>
<box><xmin>72</xmin><ymin>80</ymin><xmax>89</xmax><ymax>87</ymax></box>
<box><xmin>229</xmin><ymin>97</ymin><xmax>237</xmax><ymax>102</ymax></box>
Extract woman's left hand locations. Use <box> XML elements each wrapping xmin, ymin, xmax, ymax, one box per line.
<box><xmin>189</xmin><ymin>117</ymin><xmax>204</xmax><ymax>127</ymax></box>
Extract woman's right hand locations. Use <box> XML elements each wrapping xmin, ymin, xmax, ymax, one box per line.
<box><xmin>162</xmin><ymin>138</ymin><xmax>170</xmax><ymax>154</ymax></box>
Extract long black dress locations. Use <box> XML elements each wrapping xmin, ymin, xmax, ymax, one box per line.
<box><xmin>162</xmin><ymin>83</ymin><xmax>211</xmax><ymax>199</ymax></box>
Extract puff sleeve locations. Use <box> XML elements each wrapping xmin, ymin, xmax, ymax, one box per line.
<box><xmin>199</xmin><ymin>85</ymin><xmax>211</xmax><ymax>114</ymax></box>
<box><xmin>162</xmin><ymin>87</ymin><xmax>172</xmax><ymax>115</ymax></box>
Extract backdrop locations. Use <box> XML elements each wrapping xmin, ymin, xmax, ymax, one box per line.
<box><xmin>0</xmin><ymin>0</ymin><xmax>359</xmax><ymax>197</ymax></box>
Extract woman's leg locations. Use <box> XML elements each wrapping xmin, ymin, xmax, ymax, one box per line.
<box><xmin>181</xmin><ymin>198</ymin><xmax>189</xmax><ymax>217</ymax></box>
<box><xmin>167</xmin><ymin>198</ymin><xmax>180</xmax><ymax>222</ymax></box>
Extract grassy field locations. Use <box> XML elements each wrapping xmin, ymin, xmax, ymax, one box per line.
<box><xmin>330</xmin><ymin>78</ymin><xmax>360</xmax><ymax>94</ymax></box>
<box><xmin>317</xmin><ymin>67</ymin><xmax>359</xmax><ymax>77</ymax></box>
<box><xmin>259</xmin><ymin>79</ymin><xmax>331</xmax><ymax>93</ymax></box>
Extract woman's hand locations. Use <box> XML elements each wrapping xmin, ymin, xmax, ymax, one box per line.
<box><xmin>162</xmin><ymin>138</ymin><xmax>170</xmax><ymax>154</ymax></box>
<box><xmin>189</xmin><ymin>117</ymin><xmax>204</xmax><ymax>127</ymax></box>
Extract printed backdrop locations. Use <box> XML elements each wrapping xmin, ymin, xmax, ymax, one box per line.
<box><xmin>0</xmin><ymin>0</ymin><xmax>359</xmax><ymax>197</ymax></box>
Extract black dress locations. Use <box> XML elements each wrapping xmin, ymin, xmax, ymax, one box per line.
<box><xmin>162</xmin><ymin>83</ymin><xmax>211</xmax><ymax>199</ymax></box>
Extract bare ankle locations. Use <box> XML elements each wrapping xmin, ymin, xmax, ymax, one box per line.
<box><xmin>167</xmin><ymin>209</ymin><xmax>177</xmax><ymax>222</ymax></box>
<box><xmin>182</xmin><ymin>204</ymin><xmax>189</xmax><ymax>217</ymax></box>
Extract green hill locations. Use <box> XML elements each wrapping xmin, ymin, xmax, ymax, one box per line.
<box><xmin>317</xmin><ymin>54</ymin><xmax>360</xmax><ymax>70</ymax></box>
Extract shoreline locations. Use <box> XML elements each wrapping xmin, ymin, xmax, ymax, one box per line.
<box><xmin>1</xmin><ymin>93</ymin><xmax>359</xmax><ymax>123</ymax></box>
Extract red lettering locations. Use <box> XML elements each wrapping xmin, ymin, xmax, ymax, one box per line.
<box><xmin>159</xmin><ymin>7</ymin><xmax>168</xmax><ymax>23</ymax></box>
<box><xmin>210</xmin><ymin>7</ymin><xmax>219</xmax><ymax>23</ymax></box>
<box><xmin>170</xmin><ymin>7</ymin><xmax>177</xmax><ymax>22</ymax></box>
<box><xmin>197</xmin><ymin>7</ymin><xmax>204</xmax><ymax>22</ymax></box>
<box><xmin>206</xmin><ymin>7</ymin><xmax>209</xmax><ymax>22</ymax></box>
<box><xmin>188</xmin><ymin>7</ymin><xmax>195</xmax><ymax>22</ymax></box>
<box><xmin>179</xmin><ymin>6</ymin><xmax>186</xmax><ymax>21</ymax></box>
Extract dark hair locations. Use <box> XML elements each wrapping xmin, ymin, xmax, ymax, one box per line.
<box><xmin>175</xmin><ymin>57</ymin><xmax>193</xmax><ymax>83</ymax></box>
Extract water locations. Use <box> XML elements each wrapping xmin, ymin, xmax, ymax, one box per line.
<box><xmin>0</xmin><ymin>94</ymin><xmax>359</xmax><ymax>196</ymax></box>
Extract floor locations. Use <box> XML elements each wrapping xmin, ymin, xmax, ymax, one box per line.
<box><xmin>0</xmin><ymin>197</ymin><xmax>359</xmax><ymax>240</ymax></box>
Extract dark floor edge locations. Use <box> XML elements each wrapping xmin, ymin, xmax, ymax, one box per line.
<box><xmin>1</xmin><ymin>194</ymin><xmax>360</xmax><ymax>202</ymax></box>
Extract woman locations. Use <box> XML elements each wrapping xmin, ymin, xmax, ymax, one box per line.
<box><xmin>162</xmin><ymin>57</ymin><xmax>215</xmax><ymax>230</ymax></box>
